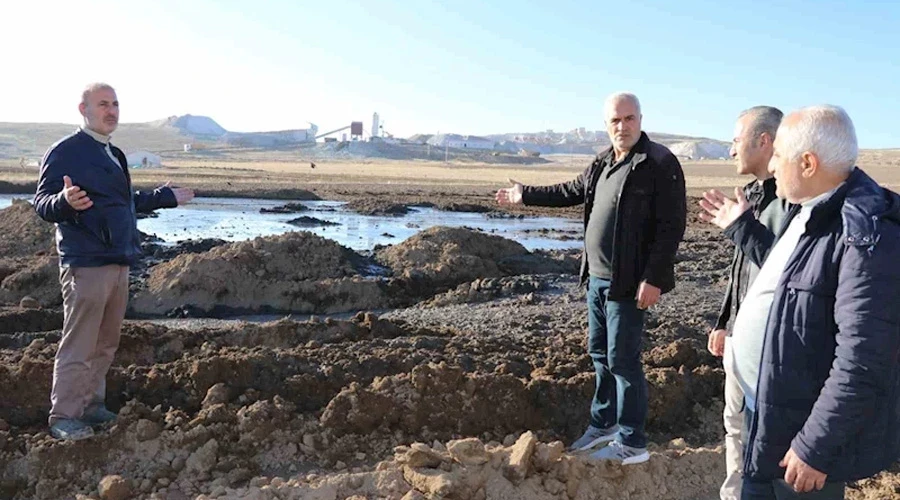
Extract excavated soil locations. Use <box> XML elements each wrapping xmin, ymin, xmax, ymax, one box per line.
<box><xmin>130</xmin><ymin>232</ymin><xmax>385</xmax><ymax>317</ymax></box>
<box><xmin>0</xmin><ymin>194</ymin><xmax>896</xmax><ymax>499</ymax></box>
<box><xmin>0</xmin><ymin>201</ymin><xmax>60</xmax><ymax>308</ymax></box>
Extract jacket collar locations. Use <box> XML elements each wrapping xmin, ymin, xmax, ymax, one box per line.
<box><xmin>79</xmin><ymin>126</ymin><xmax>111</xmax><ymax>145</ymax></box>
<box><xmin>744</xmin><ymin>177</ymin><xmax>777</xmax><ymax>206</ymax></box>
<box><xmin>807</xmin><ymin>167</ymin><xmax>898</xmax><ymax>247</ymax></box>
<box><xmin>595</xmin><ymin>132</ymin><xmax>651</xmax><ymax>168</ymax></box>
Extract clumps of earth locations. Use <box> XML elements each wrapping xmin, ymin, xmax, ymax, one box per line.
<box><xmin>0</xmin><ymin>200</ymin><xmax>896</xmax><ymax>499</ymax></box>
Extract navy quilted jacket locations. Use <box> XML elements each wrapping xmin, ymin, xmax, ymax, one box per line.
<box><xmin>33</xmin><ymin>129</ymin><xmax>177</xmax><ymax>267</ymax></box>
<box><xmin>726</xmin><ymin>167</ymin><xmax>900</xmax><ymax>481</ymax></box>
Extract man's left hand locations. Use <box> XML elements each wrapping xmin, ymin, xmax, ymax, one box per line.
<box><xmin>635</xmin><ymin>281</ymin><xmax>660</xmax><ymax>310</ymax></box>
<box><xmin>699</xmin><ymin>188</ymin><xmax>750</xmax><ymax>230</ymax></box>
<box><xmin>164</xmin><ymin>181</ymin><xmax>195</xmax><ymax>206</ymax></box>
<box><xmin>780</xmin><ymin>447</ymin><xmax>827</xmax><ymax>493</ymax></box>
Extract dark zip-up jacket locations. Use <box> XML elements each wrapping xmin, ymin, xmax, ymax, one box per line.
<box><xmin>522</xmin><ymin>132</ymin><xmax>687</xmax><ymax>300</ymax></box>
<box><xmin>33</xmin><ymin>129</ymin><xmax>177</xmax><ymax>267</ymax></box>
<box><xmin>726</xmin><ymin>168</ymin><xmax>900</xmax><ymax>482</ymax></box>
<box><xmin>715</xmin><ymin>178</ymin><xmax>791</xmax><ymax>333</ymax></box>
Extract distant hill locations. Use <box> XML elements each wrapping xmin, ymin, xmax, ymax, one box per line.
<box><xmin>0</xmin><ymin>122</ymin><xmax>194</xmax><ymax>159</ymax></box>
<box><xmin>150</xmin><ymin>114</ymin><xmax>227</xmax><ymax>138</ymax></box>
<box><xmin>0</xmin><ymin>114</ymin><xmax>320</xmax><ymax>159</ymax></box>
<box><xmin>668</xmin><ymin>140</ymin><xmax>731</xmax><ymax>159</ymax></box>
<box><xmin>479</xmin><ymin>128</ymin><xmax>730</xmax><ymax>157</ymax></box>
<box><xmin>0</xmin><ymin>117</ymin><xmax>735</xmax><ymax>162</ymax></box>
<box><xmin>404</xmin><ymin>128</ymin><xmax>731</xmax><ymax>157</ymax></box>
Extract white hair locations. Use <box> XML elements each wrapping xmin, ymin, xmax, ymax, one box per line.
<box><xmin>604</xmin><ymin>92</ymin><xmax>641</xmax><ymax>118</ymax></box>
<box><xmin>81</xmin><ymin>82</ymin><xmax>115</xmax><ymax>105</ymax></box>
<box><xmin>779</xmin><ymin>105</ymin><xmax>857</xmax><ymax>172</ymax></box>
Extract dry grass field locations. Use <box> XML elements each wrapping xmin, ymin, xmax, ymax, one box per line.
<box><xmin>2</xmin><ymin>151</ymin><xmax>898</xmax><ymax>199</ymax></box>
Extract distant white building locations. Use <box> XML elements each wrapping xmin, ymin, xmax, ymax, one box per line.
<box><xmin>126</xmin><ymin>151</ymin><xmax>162</xmax><ymax>168</ymax></box>
<box><xmin>427</xmin><ymin>133</ymin><xmax>495</xmax><ymax>150</ymax></box>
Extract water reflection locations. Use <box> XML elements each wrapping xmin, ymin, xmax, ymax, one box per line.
<box><xmin>0</xmin><ymin>195</ymin><xmax>583</xmax><ymax>252</ymax></box>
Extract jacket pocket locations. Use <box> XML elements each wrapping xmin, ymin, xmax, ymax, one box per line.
<box><xmin>785</xmin><ymin>280</ymin><xmax>836</xmax><ymax>330</ymax></box>
<box><xmin>73</xmin><ymin>210</ymin><xmax>110</xmax><ymax>248</ymax></box>
<box><xmin>76</xmin><ymin>206</ymin><xmax>132</xmax><ymax>250</ymax></box>
<box><xmin>783</xmin><ymin>280</ymin><xmax>837</xmax><ymax>377</ymax></box>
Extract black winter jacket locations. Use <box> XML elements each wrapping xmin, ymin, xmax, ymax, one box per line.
<box><xmin>522</xmin><ymin>132</ymin><xmax>686</xmax><ymax>299</ymax></box>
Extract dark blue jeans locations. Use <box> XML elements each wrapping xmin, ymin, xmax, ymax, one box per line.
<box><xmin>587</xmin><ymin>276</ymin><xmax>648</xmax><ymax>448</ymax></box>
<box><xmin>741</xmin><ymin>404</ymin><xmax>845</xmax><ymax>500</ymax></box>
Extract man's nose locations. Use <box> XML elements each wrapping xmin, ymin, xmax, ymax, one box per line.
<box><xmin>730</xmin><ymin>145</ymin><xmax>737</xmax><ymax>158</ymax></box>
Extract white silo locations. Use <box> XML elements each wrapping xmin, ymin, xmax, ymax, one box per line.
<box><xmin>372</xmin><ymin>112</ymin><xmax>380</xmax><ymax>139</ymax></box>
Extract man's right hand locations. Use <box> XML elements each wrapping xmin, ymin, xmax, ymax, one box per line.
<box><xmin>62</xmin><ymin>175</ymin><xmax>93</xmax><ymax>211</ymax></box>
<box><xmin>708</xmin><ymin>328</ymin><xmax>726</xmax><ymax>357</ymax></box>
<box><xmin>164</xmin><ymin>181</ymin><xmax>195</xmax><ymax>206</ymax></box>
<box><xmin>495</xmin><ymin>178</ymin><xmax>523</xmax><ymax>205</ymax></box>
<box><xmin>699</xmin><ymin>187</ymin><xmax>750</xmax><ymax>230</ymax></box>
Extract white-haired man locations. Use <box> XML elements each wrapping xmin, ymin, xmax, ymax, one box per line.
<box><xmin>34</xmin><ymin>83</ymin><xmax>194</xmax><ymax>440</ymax></box>
<box><xmin>700</xmin><ymin>105</ymin><xmax>900</xmax><ymax>499</ymax></box>
<box><xmin>496</xmin><ymin>92</ymin><xmax>687</xmax><ymax>464</ymax></box>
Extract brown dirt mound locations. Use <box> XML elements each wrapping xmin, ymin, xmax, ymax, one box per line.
<box><xmin>421</xmin><ymin>276</ymin><xmax>546</xmax><ymax>308</ymax></box>
<box><xmin>0</xmin><ymin>201</ymin><xmax>60</xmax><ymax>308</ymax></box>
<box><xmin>319</xmin><ymin>361</ymin><xmax>721</xmax><ymax>445</ymax></box>
<box><xmin>259</xmin><ymin>202</ymin><xmax>309</xmax><ymax>214</ymax></box>
<box><xmin>0</xmin><ymin>256</ymin><xmax>60</xmax><ymax>307</ymax></box>
<box><xmin>131</xmin><ymin>232</ymin><xmax>388</xmax><ymax>316</ymax></box>
<box><xmin>208</xmin><ymin>435</ymin><xmax>725</xmax><ymax>500</ymax></box>
<box><xmin>344</xmin><ymin>199</ymin><xmax>411</xmax><ymax>216</ymax></box>
<box><xmin>1</xmin><ymin>207</ymin><xmax>897</xmax><ymax>499</ymax></box>
<box><xmin>376</xmin><ymin>226</ymin><xmax>530</xmax><ymax>290</ymax></box>
<box><xmin>0</xmin><ymin>200</ymin><xmax>55</xmax><ymax>258</ymax></box>
<box><xmin>0</xmin><ymin>306</ymin><xmax>63</xmax><ymax>335</ymax></box>
<box><xmin>0</xmin><ymin>302</ymin><xmax>894</xmax><ymax>499</ymax></box>
<box><xmin>0</xmin><ymin>397</ymin><xmax>723</xmax><ymax>500</ymax></box>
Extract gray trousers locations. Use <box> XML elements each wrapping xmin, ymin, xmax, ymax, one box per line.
<box><xmin>49</xmin><ymin>265</ymin><xmax>128</xmax><ymax>425</ymax></box>
<box><xmin>723</xmin><ymin>337</ymin><xmax>746</xmax><ymax>500</ymax></box>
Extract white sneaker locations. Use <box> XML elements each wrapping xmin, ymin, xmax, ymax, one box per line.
<box><xmin>589</xmin><ymin>441</ymin><xmax>650</xmax><ymax>465</ymax></box>
<box><xmin>568</xmin><ymin>425</ymin><xmax>619</xmax><ymax>452</ymax></box>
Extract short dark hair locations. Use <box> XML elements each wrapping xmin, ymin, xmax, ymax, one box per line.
<box><xmin>739</xmin><ymin>106</ymin><xmax>783</xmax><ymax>141</ymax></box>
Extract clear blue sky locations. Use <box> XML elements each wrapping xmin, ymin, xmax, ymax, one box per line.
<box><xmin>2</xmin><ymin>0</ymin><xmax>898</xmax><ymax>147</ymax></box>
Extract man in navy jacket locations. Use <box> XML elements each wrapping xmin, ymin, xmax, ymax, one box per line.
<box><xmin>34</xmin><ymin>83</ymin><xmax>194</xmax><ymax>440</ymax></box>
<box><xmin>700</xmin><ymin>105</ymin><xmax>900</xmax><ymax>499</ymax></box>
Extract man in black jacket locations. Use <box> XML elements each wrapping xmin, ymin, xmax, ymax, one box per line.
<box><xmin>496</xmin><ymin>92</ymin><xmax>686</xmax><ymax>464</ymax></box>
<box><xmin>702</xmin><ymin>106</ymin><xmax>789</xmax><ymax>500</ymax></box>
<box><xmin>34</xmin><ymin>83</ymin><xmax>194</xmax><ymax>440</ymax></box>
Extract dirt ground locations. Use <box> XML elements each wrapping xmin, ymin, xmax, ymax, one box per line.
<box><xmin>1</xmin><ymin>157</ymin><xmax>899</xmax><ymax>499</ymax></box>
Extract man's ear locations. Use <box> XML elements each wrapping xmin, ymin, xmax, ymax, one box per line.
<box><xmin>800</xmin><ymin>151</ymin><xmax>819</xmax><ymax>178</ymax></box>
<box><xmin>78</xmin><ymin>102</ymin><xmax>87</xmax><ymax>118</ymax></box>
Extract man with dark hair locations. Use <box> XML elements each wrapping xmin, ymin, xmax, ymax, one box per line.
<box><xmin>702</xmin><ymin>105</ymin><xmax>789</xmax><ymax>500</ymax></box>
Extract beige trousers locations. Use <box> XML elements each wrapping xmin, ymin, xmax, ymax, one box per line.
<box><xmin>721</xmin><ymin>336</ymin><xmax>745</xmax><ymax>500</ymax></box>
<box><xmin>49</xmin><ymin>264</ymin><xmax>129</xmax><ymax>425</ymax></box>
